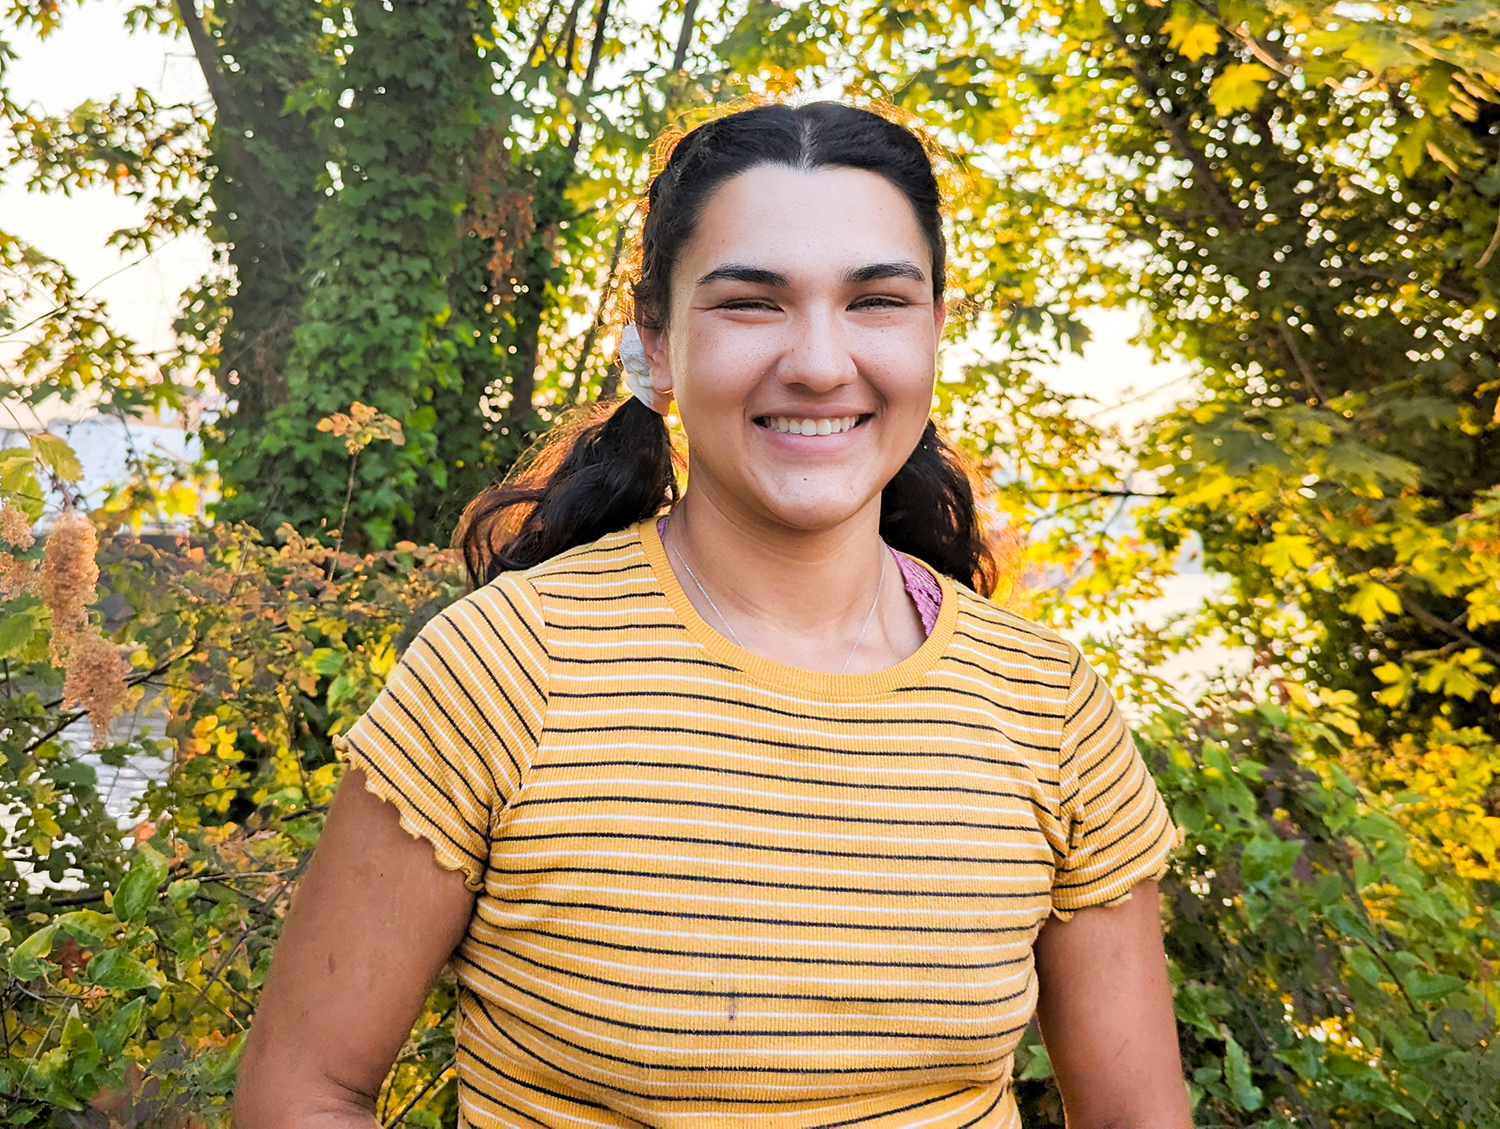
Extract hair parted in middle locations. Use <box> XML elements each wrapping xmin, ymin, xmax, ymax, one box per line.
<box><xmin>454</xmin><ymin>101</ymin><xmax>999</xmax><ymax>596</ymax></box>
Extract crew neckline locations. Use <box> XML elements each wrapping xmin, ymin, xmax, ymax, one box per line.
<box><xmin>636</xmin><ymin>518</ymin><xmax>958</xmax><ymax>700</ymax></box>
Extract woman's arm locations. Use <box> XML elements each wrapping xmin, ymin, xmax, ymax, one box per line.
<box><xmin>1033</xmin><ymin>879</ymin><xmax>1192</xmax><ymax>1129</ymax></box>
<box><xmin>235</xmin><ymin>769</ymin><xmax>477</xmax><ymax>1128</ymax></box>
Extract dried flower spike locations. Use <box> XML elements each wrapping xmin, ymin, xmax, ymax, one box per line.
<box><xmin>0</xmin><ymin>505</ymin><xmax>35</xmax><ymax>550</ymax></box>
<box><xmin>62</xmin><ymin>627</ymin><xmax>130</xmax><ymax>748</ymax></box>
<box><xmin>40</xmin><ymin>509</ymin><xmax>99</xmax><ymax>665</ymax></box>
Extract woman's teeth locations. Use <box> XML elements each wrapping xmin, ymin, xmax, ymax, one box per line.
<box><xmin>764</xmin><ymin>415</ymin><xmax>860</xmax><ymax>436</ymax></box>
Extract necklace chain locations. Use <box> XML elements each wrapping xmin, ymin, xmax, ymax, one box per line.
<box><xmin>664</xmin><ymin>514</ymin><xmax>888</xmax><ymax>676</ymax></box>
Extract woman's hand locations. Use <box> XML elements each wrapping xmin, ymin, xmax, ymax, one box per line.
<box><xmin>235</xmin><ymin>769</ymin><xmax>477</xmax><ymax>1128</ymax></box>
<box><xmin>1033</xmin><ymin>879</ymin><xmax>1192</xmax><ymax>1129</ymax></box>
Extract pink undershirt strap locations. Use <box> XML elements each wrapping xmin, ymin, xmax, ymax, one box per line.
<box><xmin>655</xmin><ymin>517</ymin><xmax>942</xmax><ymax>638</ymax></box>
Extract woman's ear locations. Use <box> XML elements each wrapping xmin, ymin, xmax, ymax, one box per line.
<box><xmin>636</xmin><ymin>323</ymin><xmax>675</xmax><ymax>401</ymax></box>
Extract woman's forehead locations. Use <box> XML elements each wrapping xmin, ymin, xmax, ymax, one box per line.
<box><xmin>681</xmin><ymin>165</ymin><xmax>932</xmax><ymax>281</ymax></box>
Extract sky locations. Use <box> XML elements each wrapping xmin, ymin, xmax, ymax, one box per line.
<box><xmin>2</xmin><ymin>0</ymin><xmax>214</xmax><ymax>402</ymax></box>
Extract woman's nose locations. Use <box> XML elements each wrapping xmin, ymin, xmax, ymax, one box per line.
<box><xmin>779</xmin><ymin>307</ymin><xmax>857</xmax><ymax>391</ymax></box>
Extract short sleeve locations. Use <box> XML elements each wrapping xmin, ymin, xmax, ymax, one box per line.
<box><xmin>333</xmin><ymin>574</ymin><xmax>549</xmax><ymax>891</ymax></box>
<box><xmin>1051</xmin><ymin>646</ymin><xmax>1176</xmax><ymax>919</ymax></box>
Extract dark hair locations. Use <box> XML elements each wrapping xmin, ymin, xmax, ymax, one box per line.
<box><xmin>457</xmin><ymin>102</ymin><xmax>998</xmax><ymax>594</ymax></box>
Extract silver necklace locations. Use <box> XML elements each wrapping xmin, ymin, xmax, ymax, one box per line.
<box><xmin>664</xmin><ymin>514</ymin><xmax>888</xmax><ymax>675</ymax></box>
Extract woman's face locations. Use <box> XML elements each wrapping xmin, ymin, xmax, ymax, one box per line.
<box><xmin>640</xmin><ymin>164</ymin><xmax>945</xmax><ymax>535</ymax></box>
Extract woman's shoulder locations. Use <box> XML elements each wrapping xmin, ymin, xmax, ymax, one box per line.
<box><xmin>943</xmin><ymin>582</ymin><xmax>1080</xmax><ymax>685</ymax></box>
<box><xmin>465</xmin><ymin>522</ymin><xmax>658</xmax><ymax>618</ymax></box>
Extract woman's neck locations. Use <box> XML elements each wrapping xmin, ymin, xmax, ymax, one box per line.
<box><xmin>663</xmin><ymin>490</ymin><xmax>926</xmax><ymax>674</ymax></box>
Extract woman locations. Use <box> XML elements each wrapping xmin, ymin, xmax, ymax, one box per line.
<box><xmin>236</xmin><ymin>103</ymin><xmax>1190</xmax><ymax>1129</ymax></box>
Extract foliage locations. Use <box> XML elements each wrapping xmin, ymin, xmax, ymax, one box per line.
<box><xmin>945</xmin><ymin>0</ymin><xmax>1500</xmax><ymax>739</ymax></box>
<box><xmin>1020</xmin><ymin>689</ymin><xmax>1500</xmax><ymax>1128</ymax></box>
<box><xmin>0</xmin><ymin>458</ymin><xmax>465</xmax><ymax>1124</ymax></box>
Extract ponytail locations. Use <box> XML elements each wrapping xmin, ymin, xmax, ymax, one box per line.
<box><xmin>880</xmin><ymin>420</ymin><xmax>999</xmax><ymax>597</ymax></box>
<box><xmin>455</xmin><ymin>396</ymin><xmax>678</xmax><ymax>588</ymax></box>
<box><xmin>457</xmin><ymin>404</ymin><xmax>993</xmax><ymax>598</ymax></box>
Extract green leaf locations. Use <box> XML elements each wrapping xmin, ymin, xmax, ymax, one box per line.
<box><xmin>310</xmin><ymin>647</ymin><xmax>347</xmax><ymax>676</ymax></box>
<box><xmin>1017</xmin><ymin>1041</ymin><xmax>1053</xmax><ymax>1080</ymax></box>
<box><xmin>27</xmin><ymin>431</ymin><xmax>82</xmax><ymax>482</ymax></box>
<box><xmin>1346</xmin><ymin>581</ymin><xmax>1403</xmax><ymax>624</ymax></box>
<box><xmin>0</xmin><ymin>604</ymin><xmax>41</xmax><ymax>659</ymax></box>
<box><xmin>1260</xmin><ymin>534</ymin><xmax>1317</xmax><ymax>574</ymax></box>
<box><xmin>59</xmin><ymin>1005</ymin><xmax>101</xmax><ymax>1083</ymax></box>
<box><xmin>10</xmin><ymin>923</ymin><xmax>58</xmax><ymax>980</ymax></box>
<box><xmin>55</xmin><ymin>909</ymin><xmax>116</xmax><ymax>947</ymax></box>
<box><xmin>1223</xmin><ymin>1032</ymin><xmax>1264</xmax><ymax>1111</ymax></box>
<box><xmin>1163</xmin><ymin>10</ymin><xmax>1220</xmax><ymax>60</ymax></box>
<box><xmin>83</xmin><ymin>946</ymin><xmax>164</xmax><ymax>992</ymax></box>
<box><xmin>112</xmin><ymin>844</ymin><xmax>169</xmax><ymax>924</ymax></box>
<box><xmin>1403</xmin><ymin>969</ymin><xmax>1465</xmax><ymax>1002</ymax></box>
<box><xmin>95</xmin><ymin>996</ymin><xmax>146</xmax><ymax>1057</ymax></box>
<box><xmin>1241</xmin><ymin>836</ymin><xmax>1303</xmax><ymax>887</ymax></box>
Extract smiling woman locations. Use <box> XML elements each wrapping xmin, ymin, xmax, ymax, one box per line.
<box><xmin>234</xmin><ymin>103</ymin><xmax>1191</xmax><ymax>1129</ymax></box>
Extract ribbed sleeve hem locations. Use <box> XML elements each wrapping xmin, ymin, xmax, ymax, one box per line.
<box><xmin>335</xmin><ymin>735</ymin><xmax>488</xmax><ymax>893</ymax></box>
<box><xmin>1049</xmin><ymin>818</ymin><xmax>1177</xmax><ymax>922</ymax></box>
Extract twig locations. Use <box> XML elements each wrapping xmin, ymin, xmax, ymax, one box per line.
<box><xmin>1273</xmin><ymin>322</ymin><xmax>1329</xmax><ymax>404</ymax></box>
<box><xmin>160</xmin><ymin>853</ymin><xmax>311</xmax><ymax>1044</ymax></box>
<box><xmin>566</xmin><ymin>217</ymin><xmax>632</xmax><ymax>404</ymax></box>
<box><xmin>382</xmin><ymin>1055</ymin><xmax>457</xmax><ymax>1128</ymax></box>
<box><xmin>328</xmin><ymin>449</ymin><xmax>361</xmax><ymax>579</ymax></box>
<box><xmin>1476</xmin><ymin>133</ymin><xmax>1500</xmax><ymax>269</ymax></box>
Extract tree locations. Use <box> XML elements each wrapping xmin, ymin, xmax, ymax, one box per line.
<box><xmin>945</xmin><ymin>0</ymin><xmax>1500</xmax><ymax>737</ymax></box>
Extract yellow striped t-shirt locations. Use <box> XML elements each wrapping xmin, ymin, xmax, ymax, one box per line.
<box><xmin>336</xmin><ymin>520</ymin><xmax>1175</xmax><ymax>1128</ymax></box>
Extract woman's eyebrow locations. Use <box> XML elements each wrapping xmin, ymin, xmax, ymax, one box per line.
<box><xmin>697</xmin><ymin>264</ymin><xmax>789</xmax><ymax>286</ymax></box>
<box><xmin>697</xmin><ymin>261</ymin><xmax>927</xmax><ymax>286</ymax></box>
<box><xmin>845</xmin><ymin>261</ymin><xmax>926</xmax><ymax>284</ymax></box>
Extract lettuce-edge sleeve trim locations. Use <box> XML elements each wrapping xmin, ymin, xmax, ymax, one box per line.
<box><xmin>1050</xmin><ymin>644</ymin><xmax>1179</xmax><ymax>922</ymax></box>
<box><xmin>334</xmin><ymin>735</ymin><xmax>487</xmax><ymax>893</ymax></box>
<box><xmin>327</xmin><ymin>575</ymin><xmax>551</xmax><ymax>898</ymax></box>
<box><xmin>1048</xmin><ymin>834</ymin><xmax>1175</xmax><ymax>922</ymax></box>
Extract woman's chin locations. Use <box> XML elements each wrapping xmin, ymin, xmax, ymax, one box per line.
<box><xmin>743</xmin><ymin>486</ymin><xmax>884</xmax><ymax>536</ymax></box>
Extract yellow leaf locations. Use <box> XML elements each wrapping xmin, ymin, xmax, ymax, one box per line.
<box><xmin>1210</xmin><ymin>62</ymin><xmax>1272</xmax><ymax>114</ymax></box>
<box><xmin>1261</xmin><ymin>534</ymin><xmax>1316</xmax><ymax>574</ymax></box>
<box><xmin>28</xmin><ymin>432</ymin><xmax>82</xmax><ymax>483</ymax></box>
<box><xmin>1164</xmin><ymin>12</ymin><xmax>1221</xmax><ymax>61</ymax></box>
<box><xmin>1345</xmin><ymin>581</ymin><xmax>1403</xmax><ymax>624</ymax></box>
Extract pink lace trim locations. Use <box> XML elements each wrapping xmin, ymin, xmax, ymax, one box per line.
<box><xmin>655</xmin><ymin>518</ymin><xmax>941</xmax><ymax>638</ymax></box>
<box><xmin>891</xmin><ymin>550</ymin><xmax>942</xmax><ymax>636</ymax></box>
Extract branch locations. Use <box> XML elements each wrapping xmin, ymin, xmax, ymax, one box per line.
<box><xmin>1323</xmin><ymin>541</ymin><xmax>1500</xmax><ymax>665</ymax></box>
<box><xmin>1475</xmin><ymin>132</ymin><xmax>1500</xmax><ymax>270</ymax></box>
<box><xmin>161</xmin><ymin>852</ymin><xmax>312</xmax><ymax>1044</ymax></box>
<box><xmin>566</xmin><ymin>0</ymin><xmax>615</xmax><ymax>158</ymax></box>
<box><xmin>672</xmin><ymin>0</ymin><xmax>700</xmax><ymax>71</ymax></box>
<box><xmin>1272</xmin><ymin>322</ymin><xmax>1329</xmax><ymax>404</ymax></box>
<box><xmin>567</xmin><ymin>218</ymin><xmax>631</xmax><ymax>403</ymax></box>
<box><xmin>527</xmin><ymin>0</ymin><xmax>562</xmax><ymax>66</ymax></box>
<box><xmin>174</xmin><ymin>0</ymin><xmax>242</xmax><ymax>127</ymax></box>
<box><xmin>1105</xmin><ymin>17</ymin><xmax>1245</xmax><ymax>234</ymax></box>
<box><xmin>1395</xmin><ymin>589</ymin><xmax>1500</xmax><ymax>667</ymax></box>
<box><xmin>382</xmin><ymin>1056</ymin><xmax>456</xmax><ymax>1128</ymax></box>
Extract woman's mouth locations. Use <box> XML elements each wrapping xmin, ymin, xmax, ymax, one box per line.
<box><xmin>756</xmin><ymin>414</ymin><xmax>868</xmax><ymax>436</ymax></box>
